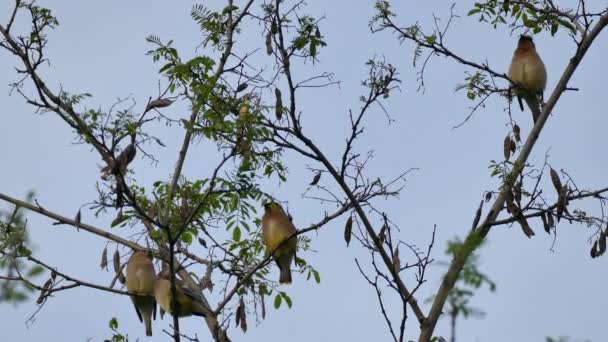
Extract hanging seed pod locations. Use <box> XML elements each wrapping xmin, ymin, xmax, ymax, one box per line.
<box><xmin>198</xmin><ymin>237</ymin><xmax>207</xmax><ymax>248</ymax></box>
<box><xmin>599</xmin><ymin>232</ymin><xmax>607</xmax><ymax>256</ymax></box>
<box><xmin>261</xmin><ymin>291</ymin><xmax>266</xmax><ymax>319</ymax></box>
<box><xmin>510</xmin><ymin>139</ymin><xmax>516</xmax><ymax>154</ymax></box>
<box><xmin>378</xmin><ymin>224</ymin><xmax>387</xmax><ymax>246</ymax></box>
<box><xmin>100</xmin><ymin>246</ymin><xmax>108</xmax><ymax>270</ymax></box>
<box><xmin>503</xmin><ymin>135</ymin><xmax>511</xmax><ymax>160</ymax></box>
<box><xmin>118</xmin><ymin>271</ymin><xmax>126</xmax><ymax>285</ymax></box>
<box><xmin>541</xmin><ymin>212</ymin><xmax>550</xmax><ymax>234</ymax></box>
<box><xmin>145</xmin><ymin>98</ymin><xmax>174</xmax><ymax>112</ymax></box>
<box><xmin>590</xmin><ymin>240</ymin><xmax>599</xmax><ymax>258</ymax></box>
<box><xmin>550</xmin><ymin>168</ymin><xmax>562</xmax><ymax>194</ymax></box>
<box><xmin>344</xmin><ymin>216</ymin><xmax>353</xmax><ymax>247</ymax></box>
<box><xmin>393</xmin><ymin>246</ymin><xmax>401</xmax><ymax>273</ymax></box>
<box><xmin>265</xmin><ymin>31</ymin><xmax>273</xmax><ymax>55</ymax></box>
<box><xmin>485</xmin><ymin>191</ymin><xmax>492</xmax><ymax>202</ymax></box>
<box><xmin>74</xmin><ymin>210</ymin><xmax>81</xmax><ymax>232</ymax></box>
<box><xmin>518</xmin><ymin>216</ymin><xmax>535</xmax><ymax>238</ymax></box>
<box><xmin>556</xmin><ymin>185</ymin><xmax>568</xmax><ymax>222</ymax></box>
<box><xmin>315</xmin><ymin>27</ymin><xmax>321</xmax><ymax>38</ymax></box>
<box><xmin>270</xmin><ymin>20</ymin><xmax>278</xmax><ymax>35</ymax></box>
<box><xmin>236</xmin><ymin>83</ymin><xmax>249</xmax><ymax>93</ymax></box>
<box><xmin>547</xmin><ymin>211</ymin><xmax>555</xmax><ymax>228</ymax></box>
<box><xmin>235</xmin><ymin>299</ymin><xmax>242</xmax><ymax>327</ymax></box>
<box><xmin>274</xmin><ymin>88</ymin><xmax>283</xmax><ymax>120</ymax></box>
<box><xmin>113</xmin><ymin>249</ymin><xmax>120</xmax><ymax>273</ymax></box>
<box><xmin>513</xmin><ymin>124</ymin><xmax>521</xmax><ymax>142</ymax></box>
<box><xmin>309</xmin><ymin>171</ymin><xmax>321</xmax><ymax>186</ymax></box>
<box><xmin>239</xmin><ymin>297</ymin><xmax>248</xmax><ymax>333</ymax></box>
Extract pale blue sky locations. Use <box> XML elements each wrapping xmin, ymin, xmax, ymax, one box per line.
<box><xmin>1</xmin><ymin>1</ymin><xmax>607</xmax><ymax>341</ymax></box>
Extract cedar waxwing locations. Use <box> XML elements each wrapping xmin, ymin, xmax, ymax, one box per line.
<box><xmin>261</xmin><ymin>202</ymin><xmax>297</xmax><ymax>284</ymax></box>
<box><xmin>101</xmin><ymin>142</ymin><xmax>136</xmax><ymax>207</ymax></box>
<box><xmin>154</xmin><ymin>272</ymin><xmax>207</xmax><ymax>317</ymax></box>
<box><xmin>126</xmin><ymin>251</ymin><xmax>157</xmax><ymax>336</ymax></box>
<box><xmin>508</xmin><ymin>35</ymin><xmax>547</xmax><ymax>123</ymax></box>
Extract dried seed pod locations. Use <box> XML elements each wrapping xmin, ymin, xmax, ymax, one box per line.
<box><xmin>378</xmin><ymin>224</ymin><xmax>387</xmax><ymax>246</ymax></box>
<box><xmin>503</xmin><ymin>135</ymin><xmax>511</xmax><ymax>160</ymax></box>
<box><xmin>265</xmin><ymin>31</ymin><xmax>273</xmax><ymax>55</ymax></box>
<box><xmin>513</xmin><ymin>124</ymin><xmax>521</xmax><ymax>142</ymax></box>
<box><xmin>235</xmin><ymin>298</ymin><xmax>242</xmax><ymax>327</ymax></box>
<box><xmin>471</xmin><ymin>200</ymin><xmax>483</xmax><ymax>230</ymax></box>
<box><xmin>518</xmin><ymin>215</ymin><xmax>535</xmax><ymax>238</ymax></box>
<box><xmin>344</xmin><ymin>216</ymin><xmax>353</xmax><ymax>247</ymax></box>
<box><xmin>309</xmin><ymin>171</ymin><xmax>321</xmax><ymax>186</ymax></box>
<box><xmin>547</xmin><ymin>211</ymin><xmax>555</xmax><ymax>228</ymax></box>
<box><xmin>393</xmin><ymin>246</ymin><xmax>401</xmax><ymax>273</ymax></box>
<box><xmin>556</xmin><ymin>185</ymin><xmax>568</xmax><ymax>222</ymax></box>
<box><xmin>198</xmin><ymin>237</ymin><xmax>207</xmax><ymax>248</ymax></box>
<box><xmin>100</xmin><ymin>246</ymin><xmax>108</xmax><ymax>270</ymax></box>
<box><xmin>485</xmin><ymin>192</ymin><xmax>492</xmax><ymax>202</ymax></box>
<box><xmin>261</xmin><ymin>292</ymin><xmax>266</xmax><ymax>319</ymax></box>
<box><xmin>270</xmin><ymin>20</ymin><xmax>278</xmax><ymax>35</ymax></box>
<box><xmin>145</xmin><ymin>98</ymin><xmax>174</xmax><ymax>112</ymax></box>
<box><xmin>239</xmin><ymin>297</ymin><xmax>247</xmax><ymax>333</ymax></box>
<box><xmin>274</xmin><ymin>88</ymin><xmax>283</xmax><ymax>120</ymax></box>
<box><xmin>599</xmin><ymin>232</ymin><xmax>607</xmax><ymax>256</ymax></box>
<box><xmin>510</xmin><ymin>139</ymin><xmax>516</xmax><ymax>154</ymax></box>
<box><xmin>236</xmin><ymin>83</ymin><xmax>249</xmax><ymax>93</ymax></box>
<box><xmin>74</xmin><ymin>210</ymin><xmax>81</xmax><ymax>232</ymax></box>
<box><xmin>550</xmin><ymin>168</ymin><xmax>562</xmax><ymax>194</ymax></box>
<box><xmin>315</xmin><ymin>27</ymin><xmax>321</xmax><ymax>38</ymax></box>
<box><xmin>591</xmin><ymin>240</ymin><xmax>599</xmax><ymax>258</ymax></box>
<box><xmin>113</xmin><ymin>249</ymin><xmax>120</xmax><ymax>273</ymax></box>
<box><xmin>118</xmin><ymin>271</ymin><xmax>126</xmax><ymax>285</ymax></box>
<box><xmin>541</xmin><ymin>212</ymin><xmax>550</xmax><ymax>234</ymax></box>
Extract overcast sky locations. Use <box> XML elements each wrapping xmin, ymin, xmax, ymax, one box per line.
<box><xmin>2</xmin><ymin>1</ymin><xmax>607</xmax><ymax>341</ymax></box>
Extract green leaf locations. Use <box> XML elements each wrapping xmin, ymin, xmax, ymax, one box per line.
<box><xmin>109</xmin><ymin>317</ymin><xmax>119</xmax><ymax>329</ymax></box>
<box><xmin>181</xmin><ymin>232</ymin><xmax>193</xmax><ymax>245</ymax></box>
<box><xmin>273</xmin><ymin>293</ymin><xmax>282</xmax><ymax>309</ymax></box>
<box><xmin>281</xmin><ymin>292</ymin><xmax>293</xmax><ymax>308</ymax></box>
<box><xmin>312</xmin><ymin>270</ymin><xmax>321</xmax><ymax>284</ymax></box>
<box><xmin>232</xmin><ymin>226</ymin><xmax>241</xmax><ymax>241</ymax></box>
<box><xmin>27</xmin><ymin>265</ymin><xmax>44</xmax><ymax>277</ymax></box>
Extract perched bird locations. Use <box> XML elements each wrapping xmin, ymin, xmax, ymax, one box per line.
<box><xmin>126</xmin><ymin>251</ymin><xmax>157</xmax><ymax>336</ymax></box>
<box><xmin>508</xmin><ymin>34</ymin><xmax>547</xmax><ymax>123</ymax></box>
<box><xmin>261</xmin><ymin>202</ymin><xmax>297</xmax><ymax>284</ymax></box>
<box><xmin>154</xmin><ymin>272</ymin><xmax>207</xmax><ymax>317</ymax></box>
<box><xmin>100</xmin><ymin>143</ymin><xmax>137</xmax><ymax>181</ymax></box>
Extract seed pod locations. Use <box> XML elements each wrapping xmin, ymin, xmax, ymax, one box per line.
<box><xmin>236</xmin><ymin>83</ymin><xmax>249</xmax><ymax>93</ymax></box>
<box><xmin>100</xmin><ymin>246</ymin><xmax>108</xmax><ymax>270</ymax></box>
<box><xmin>239</xmin><ymin>297</ymin><xmax>247</xmax><ymax>333</ymax></box>
<box><xmin>344</xmin><ymin>216</ymin><xmax>353</xmax><ymax>247</ymax></box>
<box><xmin>485</xmin><ymin>192</ymin><xmax>492</xmax><ymax>202</ymax></box>
<box><xmin>599</xmin><ymin>232</ymin><xmax>607</xmax><ymax>256</ymax></box>
<box><xmin>198</xmin><ymin>237</ymin><xmax>207</xmax><ymax>248</ymax></box>
<box><xmin>265</xmin><ymin>31</ymin><xmax>273</xmax><ymax>55</ymax></box>
<box><xmin>118</xmin><ymin>271</ymin><xmax>126</xmax><ymax>285</ymax></box>
<box><xmin>547</xmin><ymin>211</ymin><xmax>555</xmax><ymax>228</ymax></box>
<box><xmin>74</xmin><ymin>210</ymin><xmax>81</xmax><ymax>232</ymax></box>
<box><xmin>591</xmin><ymin>240</ymin><xmax>599</xmax><ymax>258</ymax></box>
<box><xmin>274</xmin><ymin>88</ymin><xmax>283</xmax><ymax>120</ymax></box>
<box><xmin>556</xmin><ymin>185</ymin><xmax>568</xmax><ymax>222</ymax></box>
<box><xmin>145</xmin><ymin>98</ymin><xmax>174</xmax><ymax>112</ymax></box>
<box><xmin>510</xmin><ymin>139</ymin><xmax>516</xmax><ymax>154</ymax></box>
<box><xmin>261</xmin><ymin>291</ymin><xmax>266</xmax><ymax>319</ymax></box>
<box><xmin>315</xmin><ymin>27</ymin><xmax>321</xmax><ymax>38</ymax></box>
<box><xmin>513</xmin><ymin>124</ymin><xmax>521</xmax><ymax>142</ymax></box>
<box><xmin>378</xmin><ymin>224</ymin><xmax>387</xmax><ymax>246</ymax></box>
<box><xmin>550</xmin><ymin>168</ymin><xmax>562</xmax><ymax>194</ymax></box>
<box><xmin>270</xmin><ymin>20</ymin><xmax>278</xmax><ymax>35</ymax></box>
<box><xmin>518</xmin><ymin>215</ymin><xmax>535</xmax><ymax>238</ymax></box>
<box><xmin>235</xmin><ymin>298</ymin><xmax>242</xmax><ymax>327</ymax></box>
<box><xmin>309</xmin><ymin>171</ymin><xmax>321</xmax><ymax>186</ymax></box>
<box><xmin>503</xmin><ymin>135</ymin><xmax>511</xmax><ymax>160</ymax></box>
<box><xmin>36</xmin><ymin>278</ymin><xmax>53</xmax><ymax>304</ymax></box>
<box><xmin>393</xmin><ymin>246</ymin><xmax>401</xmax><ymax>273</ymax></box>
<box><xmin>541</xmin><ymin>212</ymin><xmax>550</xmax><ymax>234</ymax></box>
<box><xmin>113</xmin><ymin>249</ymin><xmax>120</xmax><ymax>273</ymax></box>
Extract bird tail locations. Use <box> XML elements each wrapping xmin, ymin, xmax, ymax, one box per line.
<box><xmin>523</xmin><ymin>93</ymin><xmax>541</xmax><ymax>123</ymax></box>
<box><xmin>144</xmin><ymin>314</ymin><xmax>153</xmax><ymax>336</ymax></box>
<box><xmin>277</xmin><ymin>259</ymin><xmax>292</xmax><ymax>284</ymax></box>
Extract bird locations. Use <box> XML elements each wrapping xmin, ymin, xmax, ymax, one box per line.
<box><xmin>261</xmin><ymin>202</ymin><xmax>297</xmax><ymax>284</ymax></box>
<box><xmin>154</xmin><ymin>271</ymin><xmax>207</xmax><ymax>317</ymax></box>
<box><xmin>125</xmin><ymin>251</ymin><xmax>157</xmax><ymax>336</ymax></box>
<box><xmin>508</xmin><ymin>34</ymin><xmax>547</xmax><ymax>123</ymax></box>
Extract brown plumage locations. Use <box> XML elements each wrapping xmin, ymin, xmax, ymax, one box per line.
<box><xmin>508</xmin><ymin>35</ymin><xmax>547</xmax><ymax>123</ymax></box>
<box><xmin>261</xmin><ymin>202</ymin><xmax>297</xmax><ymax>284</ymax></box>
<box><xmin>154</xmin><ymin>272</ymin><xmax>207</xmax><ymax>317</ymax></box>
<box><xmin>126</xmin><ymin>251</ymin><xmax>157</xmax><ymax>336</ymax></box>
